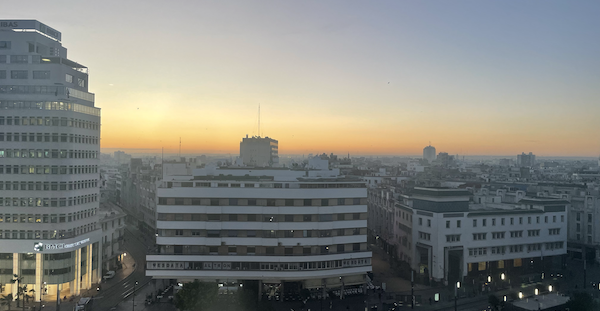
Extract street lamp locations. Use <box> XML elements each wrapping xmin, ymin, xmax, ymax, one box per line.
<box><xmin>132</xmin><ymin>281</ymin><xmax>138</xmax><ymax>311</ymax></box>
<box><xmin>519</xmin><ymin>292</ymin><xmax>523</xmax><ymax>299</ymax></box>
<box><xmin>535</xmin><ymin>288</ymin><xmax>539</xmax><ymax>296</ymax></box>
<box><xmin>548</xmin><ymin>285</ymin><xmax>553</xmax><ymax>292</ymax></box>
<box><xmin>487</xmin><ymin>276</ymin><xmax>491</xmax><ymax>283</ymax></box>
<box><xmin>501</xmin><ymin>273</ymin><xmax>505</xmax><ymax>281</ymax></box>
<box><xmin>454</xmin><ymin>281</ymin><xmax>460</xmax><ymax>311</ymax></box>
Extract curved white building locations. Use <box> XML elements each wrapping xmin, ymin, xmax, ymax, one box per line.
<box><xmin>147</xmin><ymin>165</ymin><xmax>371</xmax><ymax>298</ymax></box>
<box><xmin>0</xmin><ymin>20</ymin><xmax>102</xmax><ymax>301</ymax></box>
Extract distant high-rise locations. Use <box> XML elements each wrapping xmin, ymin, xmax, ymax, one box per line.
<box><xmin>517</xmin><ymin>152</ymin><xmax>536</xmax><ymax>167</ymax></box>
<box><xmin>423</xmin><ymin>144</ymin><xmax>436</xmax><ymax>163</ymax></box>
<box><xmin>0</xmin><ymin>20</ymin><xmax>101</xmax><ymax>299</ymax></box>
<box><xmin>240</xmin><ymin>135</ymin><xmax>279</xmax><ymax>167</ymax></box>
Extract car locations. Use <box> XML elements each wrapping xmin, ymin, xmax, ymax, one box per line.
<box><xmin>103</xmin><ymin>271</ymin><xmax>116</xmax><ymax>280</ymax></box>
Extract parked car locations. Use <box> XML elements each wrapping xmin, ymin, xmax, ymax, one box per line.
<box><xmin>103</xmin><ymin>271</ymin><xmax>116</xmax><ymax>280</ymax></box>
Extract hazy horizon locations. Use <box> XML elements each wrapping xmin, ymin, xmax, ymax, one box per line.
<box><xmin>6</xmin><ymin>1</ymin><xmax>600</xmax><ymax>156</ymax></box>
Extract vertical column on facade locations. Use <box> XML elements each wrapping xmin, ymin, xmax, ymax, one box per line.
<box><xmin>86</xmin><ymin>244</ymin><xmax>93</xmax><ymax>287</ymax></box>
<box><xmin>12</xmin><ymin>253</ymin><xmax>19</xmax><ymax>300</ymax></box>
<box><xmin>97</xmin><ymin>243</ymin><xmax>103</xmax><ymax>284</ymax></box>
<box><xmin>74</xmin><ymin>249</ymin><xmax>81</xmax><ymax>295</ymax></box>
<box><xmin>257</xmin><ymin>280</ymin><xmax>262</xmax><ymax>301</ymax></box>
<box><xmin>35</xmin><ymin>253</ymin><xmax>43</xmax><ymax>302</ymax></box>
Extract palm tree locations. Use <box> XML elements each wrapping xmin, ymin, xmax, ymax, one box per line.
<box><xmin>10</xmin><ymin>275</ymin><xmax>23</xmax><ymax>308</ymax></box>
<box><xmin>0</xmin><ymin>294</ymin><xmax>13</xmax><ymax>311</ymax></box>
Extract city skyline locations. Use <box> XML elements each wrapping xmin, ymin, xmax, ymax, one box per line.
<box><xmin>4</xmin><ymin>0</ymin><xmax>600</xmax><ymax>157</ymax></box>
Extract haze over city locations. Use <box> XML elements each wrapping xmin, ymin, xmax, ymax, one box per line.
<box><xmin>4</xmin><ymin>0</ymin><xmax>600</xmax><ymax>157</ymax></box>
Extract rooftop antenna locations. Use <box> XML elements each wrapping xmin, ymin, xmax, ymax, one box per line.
<box><xmin>258</xmin><ymin>104</ymin><xmax>260</xmax><ymax>138</ymax></box>
<box><xmin>179</xmin><ymin>137</ymin><xmax>181</xmax><ymax>159</ymax></box>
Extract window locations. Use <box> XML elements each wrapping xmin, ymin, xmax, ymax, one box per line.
<box><xmin>473</xmin><ymin>233</ymin><xmax>487</xmax><ymax>241</ymax></box>
<box><xmin>492</xmin><ymin>232</ymin><xmax>505</xmax><ymax>239</ymax></box>
<box><xmin>427</xmin><ymin>219</ymin><xmax>431</xmax><ymax>227</ymax></box>
<box><xmin>473</xmin><ymin>219</ymin><xmax>477</xmax><ymax>227</ymax></box>
<box><xmin>77</xmin><ymin>78</ymin><xmax>85</xmax><ymax>87</ymax></box>
<box><xmin>519</xmin><ymin>217</ymin><xmax>523</xmax><ymax>224</ymax></box>
<box><xmin>492</xmin><ymin>218</ymin><xmax>496</xmax><ymax>226</ymax></box>
<box><xmin>482</xmin><ymin>219</ymin><xmax>487</xmax><ymax>227</ymax></box>
<box><xmin>510</xmin><ymin>217</ymin><xmax>514</xmax><ymax>225</ymax></box>
<box><xmin>501</xmin><ymin>218</ymin><xmax>505</xmax><ymax>225</ymax></box>
<box><xmin>419</xmin><ymin>218</ymin><xmax>423</xmax><ymax>226</ymax></box>
<box><xmin>0</xmin><ymin>41</ymin><xmax>11</xmax><ymax>49</ymax></box>
<box><xmin>11</xmin><ymin>70</ymin><xmax>28</xmax><ymax>79</ymax></box>
<box><xmin>10</xmin><ymin>55</ymin><xmax>28</xmax><ymax>63</ymax></box>
<box><xmin>33</xmin><ymin>71</ymin><xmax>50</xmax><ymax>79</ymax></box>
<box><xmin>175</xmin><ymin>230</ymin><xmax>183</xmax><ymax>236</ymax></box>
<box><xmin>527</xmin><ymin>230</ymin><xmax>540</xmax><ymax>237</ymax></box>
<box><xmin>446</xmin><ymin>235</ymin><xmax>460</xmax><ymax>242</ymax></box>
<box><xmin>446</xmin><ymin>221</ymin><xmax>450</xmax><ymax>228</ymax></box>
<box><xmin>65</xmin><ymin>74</ymin><xmax>73</xmax><ymax>83</ymax></box>
<box><xmin>457</xmin><ymin>220</ymin><xmax>461</xmax><ymax>228</ymax></box>
<box><xmin>548</xmin><ymin>228</ymin><xmax>560</xmax><ymax>235</ymax></box>
<box><xmin>510</xmin><ymin>230</ymin><xmax>523</xmax><ymax>238</ymax></box>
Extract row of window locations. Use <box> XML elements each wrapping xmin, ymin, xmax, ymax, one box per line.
<box><xmin>147</xmin><ymin>258</ymin><xmax>371</xmax><ymax>271</ymax></box>
<box><xmin>158</xmin><ymin>243</ymin><xmax>368</xmax><ymax>256</ymax></box>
<box><xmin>158</xmin><ymin>212</ymin><xmax>364</xmax><ymax>222</ymax></box>
<box><xmin>0</xmin><ymin>132</ymin><xmax>98</xmax><ymax>144</ymax></box>
<box><xmin>468</xmin><ymin>242</ymin><xmax>565</xmax><ymax>257</ymax></box>
<box><xmin>0</xmin><ymin>116</ymin><xmax>98</xmax><ymax>129</ymax></box>
<box><xmin>469</xmin><ymin>229</ymin><xmax>559</xmax><ymax>241</ymax></box>
<box><xmin>168</xmin><ymin>182</ymin><xmax>364</xmax><ymax>189</ymax></box>
<box><xmin>0</xmin><ymin>70</ymin><xmax>51</xmax><ymax>80</ymax></box>
<box><xmin>0</xmin><ymin>225</ymin><xmax>96</xmax><ymax>240</ymax></box>
<box><xmin>159</xmin><ymin>197</ymin><xmax>367</xmax><ymax>207</ymax></box>
<box><xmin>0</xmin><ymin>165</ymin><xmax>98</xmax><ymax>175</ymax></box>
<box><xmin>0</xmin><ymin>180</ymin><xmax>97</xmax><ymax>191</ymax></box>
<box><xmin>0</xmin><ymin>209</ymin><xmax>96</xmax><ymax>224</ymax></box>
<box><xmin>0</xmin><ymin>194</ymin><xmax>98</xmax><ymax>207</ymax></box>
<box><xmin>0</xmin><ymin>101</ymin><xmax>99</xmax><ymax>117</ymax></box>
<box><xmin>160</xmin><ymin>228</ymin><xmax>366</xmax><ymax>238</ymax></box>
<box><xmin>433</xmin><ymin>215</ymin><xmax>566</xmax><ymax>230</ymax></box>
<box><xmin>473</xmin><ymin>215</ymin><xmax>564</xmax><ymax>227</ymax></box>
<box><xmin>0</xmin><ymin>149</ymin><xmax>98</xmax><ymax>159</ymax></box>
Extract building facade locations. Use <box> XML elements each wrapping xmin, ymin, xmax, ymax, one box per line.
<box><xmin>0</xmin><ymin>20</ymin><xmax>102</xmax><ymax>300</ymax></box>
<box><xmin>407</xmin><ymin>188</ymin><xmax>567</xmax><ymax>289</ymax></box>
<box><xmin>423</xmin><ymin>145</ymin><xmax>436</xmax><ymax>163</ymax></box>
<box><xmin>517</xmin><ymin>152</ymin><xmax>536</xmax><ymax>168</ymax></box>
<box><xmin>147</xmin><ymin>165</ymin><xmax>371</xmax><ymax>298</ymax></box>
<box><xmin>240</xmin><ymin>136</ymin><xmax>279</xmax><ymax>167</ymax></box>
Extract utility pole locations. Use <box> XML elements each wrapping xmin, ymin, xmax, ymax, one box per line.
<box><xmin>411</xmin><ymin>270</ymin><xmax>414</xmax><ymax>309</ymax></box>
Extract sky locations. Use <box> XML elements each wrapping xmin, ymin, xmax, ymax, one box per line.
<box><xmin>5</xmin><ymin>1</ymin><xmax>600</xmax><ymax>157</ymax></box>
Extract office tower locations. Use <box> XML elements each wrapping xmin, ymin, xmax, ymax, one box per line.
<box><xmin>0</xmin><ymin>20</ymin><xmax>101</xmax><ymax>300</ymax></box>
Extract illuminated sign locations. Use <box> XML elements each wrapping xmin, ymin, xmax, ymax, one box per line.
<box><xmin>33</xmin><ymin>238</ymin><xmax>90</xmax><ymax>252</ymax></box>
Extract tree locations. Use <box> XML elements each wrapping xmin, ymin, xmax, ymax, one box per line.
<box><xmin>0</xmin><ymin>294</ymin><xmax>13</xmax><ymax>311</ymax></box>
<box><xmin>10</xmin><ymin>275</ymin><xmax>23</xmax><ymax>308</ymax></box>
<box><xmin>174</xmin><ymin>281</ymin><xmax>218</xmax><ymax>311</ymax></box>
<box><xmin>488</xmin><ymin>295</ymin><xmax>505</xmax><ymax>311</ymax></box>
<box><xmin>566</xmin><ymin>292</ymin><xmax>600</xmax><ymax>311</ymax></box>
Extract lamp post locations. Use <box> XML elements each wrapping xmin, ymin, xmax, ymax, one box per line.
<box><xmin>454</xmin><ymin>281</ymin><xmax>460</xmax><ymax>311</ymax></box>
<box><xmin>132</xmin><ymin>281</ymin><xmax>138</xmax><ymax>311</ymax></box>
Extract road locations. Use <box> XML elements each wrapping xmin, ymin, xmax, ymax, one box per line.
<box><xmin>93</xmin><ymin>228</ymin><xmax>153</xmax><ymax>311</ymax></box>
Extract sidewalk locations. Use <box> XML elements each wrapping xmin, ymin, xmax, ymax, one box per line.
<box><xmin>26</xmin><ymin>229</ymin><xmax>141</xmax><ymax>311</ymax></box>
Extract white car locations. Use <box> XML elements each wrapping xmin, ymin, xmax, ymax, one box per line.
<box><xmin>103</xmin><ymin>271</ymin><xmax>116</xmax><ymax>280</ymax></box>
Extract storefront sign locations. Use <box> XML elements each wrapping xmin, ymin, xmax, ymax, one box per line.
<box><xmin>33</xmin><ymin>238</ymin><xmax>91</xmax><ymax>252</ymax></box>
